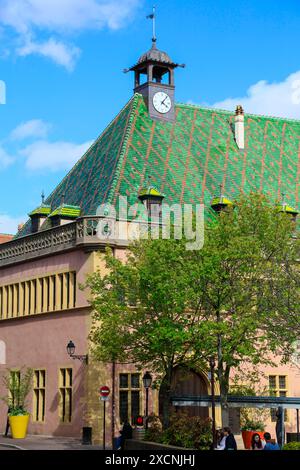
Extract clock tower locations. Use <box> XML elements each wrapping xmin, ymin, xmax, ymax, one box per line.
<box><xmin>125</xmin><ymin>12</ymin><xmax>184</xmax><ymax>123</ymax></box>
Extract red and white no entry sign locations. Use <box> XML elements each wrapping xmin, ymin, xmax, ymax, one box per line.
<box><xmin>99</xmin><ymin>385</ymin><xmax>110</xmax><ymax>397</ymax></box>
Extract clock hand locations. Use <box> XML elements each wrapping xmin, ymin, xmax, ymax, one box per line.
<box><xmin>161</xmin><ymin>96</ymin><xmax>168</xmax><ymax>106</ymax></box>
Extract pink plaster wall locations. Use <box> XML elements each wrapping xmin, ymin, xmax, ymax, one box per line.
<box><xmin>231</xmin><ymin>360</ymin><xmax>300</xmax><ymax>436</ymax></box>
<box><xmin>0</xmin><ymin>309</ymin><xmax>89</xmax><ymax>437</ymax></box>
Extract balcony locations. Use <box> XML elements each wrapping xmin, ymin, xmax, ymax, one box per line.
<box><xmin>0</xmin><ymin>216</ymin><xmax>131</xmax><ymax>268</ymax></box>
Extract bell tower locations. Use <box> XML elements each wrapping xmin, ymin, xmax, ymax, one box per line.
<box><xmin>125</xmin><ymin>7</ymin><xmax>184</xmax><ymax>123</ymax></box>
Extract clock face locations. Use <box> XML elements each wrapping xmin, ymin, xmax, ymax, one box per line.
<box><xmin>153</xmin><ymin>92</ymin><xmax>172</xmax><ymax>114</ymax></box>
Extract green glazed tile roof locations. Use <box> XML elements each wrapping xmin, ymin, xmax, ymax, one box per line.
<box><xmin>16</xmin><ymin>93</ymin><xmax>300</xmax><ymax>238</ymax></box>
<box><xmin>49</xmin><ymin>204</ymin><xmax>81</xmax><ymax>218</ymax></box>
<box><xmin>29</xmin><ymin>205</ymin><xmax>51</xmax><ymax>217</ymax></box>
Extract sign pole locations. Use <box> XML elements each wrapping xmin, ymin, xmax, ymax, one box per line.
<box><xmin>103</xmin><ymin>400</ymin><xmax>106</xmax><ymax>450</ymax></box>
<box><xmin>99</xmin><ymin>385</ymin><xmax>110</xmax><ymax>451</ymax></box>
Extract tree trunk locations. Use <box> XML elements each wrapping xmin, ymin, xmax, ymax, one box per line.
<box><xmin>161</xmin><ymin>386</ymin><xmax>172</xmax><ymax>429</ymax></box>
<box><xmin>219</xmin><ymin>367</ymin><xmax>231</xmax><ymax>428</ymax></box>
<box><xmin>216</xmin><ymin>312</ymin><xmax>231</xmax><ymax>427</ymax></box>
<box><xmin>160</xmin><ymin>366</ymin><xmax>173</xmax><ymax>429</ymax></box>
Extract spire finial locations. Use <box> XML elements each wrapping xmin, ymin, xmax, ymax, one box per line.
<box><xmin>41</xmin><ymin>190</ymin><xmax>45</xmax><ymax>205</ymax></box>
<box><xmin>235</xmin><ymin>104</ymin><xmax>244</xmax><ymax>116</ymax></box>
<box><xmin>146</xmin><ymin>5</ymin><xmax>156</xmax><ymax>44</ymax></box>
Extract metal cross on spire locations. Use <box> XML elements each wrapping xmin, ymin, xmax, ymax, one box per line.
<box><xmin>146</xmin><ymin>5</ymin><xmax>156</xmax><ymax>43</ymax></box>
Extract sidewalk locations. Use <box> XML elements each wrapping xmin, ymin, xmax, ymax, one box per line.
<box><xmin>0</xmin><ymin>433</ymin><xmax>245</xmax><ymax>451</ymax></box>
<box><xmin>0</xmin><ymin>434</ymin><xmax>104</xmax><ymax>450</ymax></box>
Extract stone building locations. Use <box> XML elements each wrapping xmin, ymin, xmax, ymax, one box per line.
<box><xmin>0</xmin><ymin>37</ymin><xmax>300</xmax><ymax>445</ymax></box>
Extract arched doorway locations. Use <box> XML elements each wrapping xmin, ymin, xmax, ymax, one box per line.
<box><xmin>159</xmin><ymin>366</ymin><xmax>209</xmax><ymax>419</ymax></box>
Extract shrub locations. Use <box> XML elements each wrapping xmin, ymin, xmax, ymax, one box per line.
<box><xmin>1</xmin><ymin>368</ymin><xmax>33</xmax><ymax>416</ymax></box>
<box><xmin>282</xmin><ymin>442</ymin><xmax>300</xmax><ymax>450</ymax></box>
<box><xmin>144</xmin><ymin>412</ymin><xmax>212</xmax><ymax>450</ymax></box>
<box><xmin>240</xmin><ymin>420</ymin><xmax>265</xmax><ymax>431</ymax></box>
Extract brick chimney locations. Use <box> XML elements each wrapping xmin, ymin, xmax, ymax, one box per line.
<box><xmin>235</xmin><ymin>105</ymin><xmax>245</xmax><ymax>150</ymax></box>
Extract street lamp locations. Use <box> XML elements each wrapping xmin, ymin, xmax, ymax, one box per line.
<box><xmin>66</xmin><ymin>340</ymin><xmax>88</xmax><ymax>365</ymax></box>
<box><xmin>142</xmin><ymin>371</ymin><xmax>152</xmax><ymax>429</ymax></box>
<box><xmin>209</xmin><ymin>357</ymin><xmax>216</xmax><ymax>449</ymax></box>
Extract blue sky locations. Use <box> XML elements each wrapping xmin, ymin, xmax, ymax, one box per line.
<box><xmin>1</xmin><ymin>0</ymin><xmax>300</xmax><ymax>234</ymax></box>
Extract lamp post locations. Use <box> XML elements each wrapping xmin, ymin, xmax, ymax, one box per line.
<box><xmin>142</xmin><ymin>371</ymin><xmax>152</xmax><ymax>429</ymax></box>
<box><xmin>209</xmin><ymin>357</ymin><xmax>216</xmax><ymax>449</ymax></box>
<box><xmin>66</xmin><ymin>340</ymin><xmax>88</xmax><ymax>365</ymax></box>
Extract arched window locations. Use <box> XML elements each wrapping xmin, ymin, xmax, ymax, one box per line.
<box><xmin>0</xmin><ymin>340</ymin><xmax>6</xmax><ymax>365</ymax></box>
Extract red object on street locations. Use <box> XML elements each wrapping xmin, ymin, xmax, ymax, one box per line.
<box><xmin>136</xmin><ymin>416</ymin><xmax>144</xmax><ymax>427</ymax></box>
<box><xmin>99</xmin><ymin>386</ymin><xmax>110</xmax><ymax>397</ymax></box>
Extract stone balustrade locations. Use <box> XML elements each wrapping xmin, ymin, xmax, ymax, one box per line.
<box><xmin>0</xmin><ymin>217</ymin><xmax>129</xmax><ymax>267</ymax></box>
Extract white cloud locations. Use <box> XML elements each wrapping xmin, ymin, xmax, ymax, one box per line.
<box><xmin>17</xmin><ymin>37</ymin><xmax>80</xmax><ymax>71</ymax></box>
<box><xmin>0</xmin><ymin>0</ymin><xmax>141</xmax><ymax>32</ymax></box>
<box><xmin>10</xmin><ymin>119</ymin><xmax>50</xmax><ymax>141</ymax></box>
<box><xmin>20</xmin><ymin>139</ymin><xmax>93</xmax><ymax>171</ymax></box>
<box><xmin>0</xmin><ymin>146</ymin><xmax>13</xmax><ymax>168</ymax></box>
<box><xmin>0</xmin><ymin>213</ymin><xmax>25</xmax><ymax>235</ymax></box>
<box><xmin>0</xmin><ymin>0</ymin><xmax>142</xmax><ymax>69</ymax></box>
<box><xmin>210</xmin><ymin>70</ymin><xmax>300</xmax><ymax>119</ymax></box>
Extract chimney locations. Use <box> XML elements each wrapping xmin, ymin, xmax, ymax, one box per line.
<box><xmin>235</xmin><ymin>105</ymin><xmax>245</xmax><ymax>150</ymax></box>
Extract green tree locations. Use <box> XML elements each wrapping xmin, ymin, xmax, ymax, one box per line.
<box><xmin>86</xmin><ymin>193</ymin><xmax>300</xmax><ymax>427</ymax></box>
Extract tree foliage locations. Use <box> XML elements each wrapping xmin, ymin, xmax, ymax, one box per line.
<box><xmin>86</xmin><ymin>193</ymin><xmax>300</xmax><ymax>426</ymax></box>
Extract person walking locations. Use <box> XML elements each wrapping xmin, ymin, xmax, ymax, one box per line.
<box><xmin>223</xmin><ymin>426</ymin><xmax>237</xmax><ymax>450</ymax></box>
<box><xmin>251</xmin><ymin>433</ymin><xmax>265</xmax><ymax>450</ymax></box>
<box><xmin>215</xmin><ymin>429</ymin><xmax>226</xmax><ymax>450</ymax></box>
<box><xmin>119</xmin><ymin>420</ymin><xmax>133</xmax><ymax>451</ymax></box>
<box><xmin>263</xmin><ymin>432</ymin><xmax>280</xmax><ymax>450</ymax></box>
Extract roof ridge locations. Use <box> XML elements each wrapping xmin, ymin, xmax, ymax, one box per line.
<box><xmin>175</xmin><ymin>101</ymin><xmax>300</xmax><ymax>125</ymax></box>
<box><xmin>106</xmin><ymin>93</ymin><xmax>141</xmax><ymax>205</ymax></box>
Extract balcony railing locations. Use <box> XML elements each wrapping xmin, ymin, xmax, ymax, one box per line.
<box><xmin>0</xmin><ymin>216</ymin><xmax>130</xmax><ymax>267</ymax></box>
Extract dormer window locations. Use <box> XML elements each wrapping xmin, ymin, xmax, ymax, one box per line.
<box><xmin>138</xmin><ymin>183</ymin><xmax>165</xmax><ymax>221</ymax></box>
<box><xmin>211</xmin><ymin>186</ymin><xmax>234</xmax><ymax>213</ymax></box>
<box><xmin>28</xmin><ymin>193</ymin><xmax>51</xmax><ymax>233</ymax></box>
<box><xmin>49</xmin><ymin>204</ymin><xmax>81</xmax><ymax>227</ymax></box>
<box><xmin>276</xmin><ymin>199</ymin><xmax>298</xmax><ymax>223</ymax></box>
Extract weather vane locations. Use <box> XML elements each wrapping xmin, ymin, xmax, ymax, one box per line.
<box><xmin>146</xmin><ymin>5</ymin><xmax>156</xmax><ymax>43</ymax></box>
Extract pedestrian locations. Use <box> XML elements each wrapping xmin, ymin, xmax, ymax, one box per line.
<box><xmin>119</xmin><ymin>420</ymin><xmax>133</xmax><ymax>451</ymax></box>
<box><xmin>215</xmin><ymin>429</ymin><xmax>226</xmax><ymax>450</ymax></box>
<box><xmin>251</xmin><ymin>433</ymin><xmax>265</xmax><ymax>450</ymax></box>
<box><xmin>263</xmin><ymin>432</ymin><xmax>280</xmax><ymax>450</ymax></box>
<box><xmin>223</xmin><ymin>426</ymin><xmax>237</xmax><ymax>450</ymax></box>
